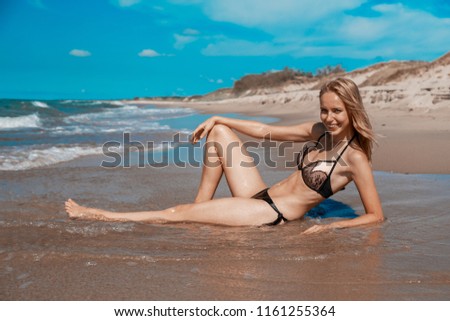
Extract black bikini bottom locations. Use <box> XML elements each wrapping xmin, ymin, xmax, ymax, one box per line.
<box><xmin>251</xmin><ymin>188</ymin><xmax>288</xmax><ymax>226</ymax></box>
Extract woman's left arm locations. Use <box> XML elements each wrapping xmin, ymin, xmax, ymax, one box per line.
<box><xmin>303</xmin><ymin>152</ymin><xmax>384</xmax><ymax>234</ymax></box>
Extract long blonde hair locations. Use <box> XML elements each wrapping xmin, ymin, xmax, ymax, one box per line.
<box><xmin>319</xmin><ymin>78</ymin><xmax>375</xmax><ymax>161</ymax></box>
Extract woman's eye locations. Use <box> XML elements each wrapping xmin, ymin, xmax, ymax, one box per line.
<box><xmin>333</xmin><ymin>109</ymin><xmax>342</xmax><ymax>113</ymax></box>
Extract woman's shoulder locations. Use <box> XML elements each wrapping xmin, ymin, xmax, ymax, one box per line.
<box><xmin>345</xmin><ymin>146</ymin><xmax>371</xmax><ymax>175</ymax></box>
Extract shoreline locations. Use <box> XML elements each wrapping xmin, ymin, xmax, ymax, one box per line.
<box><xmin>126</xmin><ymin>99</ymin><xmax>450</xmax><ymax>175</ymax></box>
<box><xmin>2</xmin><ymin>99</ymin><xmax>450</xmax><ymax>301</ymax></box>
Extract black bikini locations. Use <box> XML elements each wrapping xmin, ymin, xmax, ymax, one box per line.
<box><xmin>297</xmin><ymin>133</ymin><xmax>356</xmax><ymax>199</ymax></box>
<box><xmin>251</xmin><ymin>188</ymin><xmax>288</xmax><ymax>226</ymax></box>
<box><xmin>252</xmin><ymin>133</ymin><xmax>355</xmax><ymax>225</ymax></box>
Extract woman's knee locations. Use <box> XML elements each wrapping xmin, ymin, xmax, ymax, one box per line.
<box><xmin>208</xmin><ymin>124</ymin><xmax>233</xmax><ymax>140</ymax></box>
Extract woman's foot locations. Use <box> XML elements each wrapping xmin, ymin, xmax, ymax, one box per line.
<box><xmin>65</xmin><ymin>199</ymin><xmax>105</xmax><ymax>220</ymax></box>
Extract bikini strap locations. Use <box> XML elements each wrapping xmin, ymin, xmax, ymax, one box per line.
<box><xmin>297</xmin><ymin>133</ymin><xmax>327</xmax><ymax>169</ymax></box>
<box><xmin>263</xmin><ymin>189</ymin><xmax>288</xmax><ymax>226</ymax></box>
<box><xmin>328</xmin><ymin>134</ymin><xmax>356</xmax><ymax>174</ymax></box>
<box><xmin>315</xmin><ymin>132</ymin><xmax>327</xmax><ymax>147</ymax></box>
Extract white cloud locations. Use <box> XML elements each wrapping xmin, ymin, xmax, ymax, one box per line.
<box><xmin>336</xmin><ymin>16</ymin><xmax>388</xmax><ymax>42</ymax></box>
<box><xmin>174</xmin><ymin>34</ymin><xmax>199</xmax><ymax>49</ymax></box>
<box><xmin>201</xmin><ymin>0</ymin><xmax>365</xmax><ymax>31</ymax></box>
<box><xmin>173</xmin><ymin>29</ymin><xmax>201</xmax><ymax>49</ymax></box>
<box><xmin>69</xmin><ymin>49</ymin><xmax>91</xmax><ymax>57</ymax></box>
<box><xmin>183</xmin><ymin>28</ymin><xmax>200</xmax><ymax>35</ymax></box>
<box><xmin>202</xmin><ymin>39</ymin><xmax>294</xmax><ymax>56</ymax></box>
<box><xmin>372</xmin><ymin>3</ymin><xmax>404</xmax><ymax>14</ymax></box>
<box><xmin>331</xmin><ymin>4</ymin><xmax>450</xmax><ymax>59</ymax></box>
<box><xmin>124</xmin><ymin>0</ymin><xmax>449</xmax><ymax>61</ymax></box>
<box><xmin>138</xmin><ymin>49</ymin><xmax>161</xmax><ymax>57</ymax></box>
<box><xmin>200</xmin><ymin>75</ymin><xmax>225</xmax><ymax>84</ymax></box>
<box><xmin>114</xmin><ymin>0</ymin><xmax>142</xmax><ymax>7</ymax></box>
<box><xmin>196</xmin><ymin>1</ymin><xmax>450</xmax><ymax>60</ymax></box>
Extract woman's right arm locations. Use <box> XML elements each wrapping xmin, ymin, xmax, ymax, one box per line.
<box><xmin>191</xmin><ymin>116</ymin><xmax>321</xmax><ymax>144</ymax></box>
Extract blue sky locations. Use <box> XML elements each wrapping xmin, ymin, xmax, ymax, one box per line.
<box><xmin>0</xmin><ymin>0</ymin><xmax>449</xmax><ymax>99</ymax></box>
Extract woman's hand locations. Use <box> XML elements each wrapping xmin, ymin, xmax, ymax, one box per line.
<box><xmin>302</xmin><ymin>224</ymin><xmax>332</xmax><ymax>235</ymax></box>
<box><xmin>191</xmin><ymin>116</ymin><xmax>219</xmax><ymax>144</ymax></box>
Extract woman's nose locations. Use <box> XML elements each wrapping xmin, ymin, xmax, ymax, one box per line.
<box><xmin>326</xmin><ymin>113</ymin><xmax>334</xmax><ymax>122</ymax></box>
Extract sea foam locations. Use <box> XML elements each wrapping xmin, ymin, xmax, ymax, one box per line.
<box><xmin>0</xmin><ymin>145</ymin><xmax>103</xmax><ymax>171</ymax></box>
<box><xmin>0</xmin><ymin>113</ymin><xmax>42</xmax><ymax>130</ymax></box>
<box><xmin>31</xmin><ymin>101</ymin><xmax>50</xmax><ymax>108</ymax></box>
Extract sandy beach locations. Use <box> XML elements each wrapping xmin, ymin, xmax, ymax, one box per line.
<box><xmin>1</xmin><ymin>55</ymin><xmax>450</xmax><ymax>300</ymax></box>
<box><xmin>1</xmin><ymin>99</ymin><xmax>449</xmax><ymax>300</ymax></box>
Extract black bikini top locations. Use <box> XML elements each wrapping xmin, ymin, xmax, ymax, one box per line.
<box><xmin>297</xmin><ymin>133</ymin><xmax>356</xmax><ymax>198</ymax></box>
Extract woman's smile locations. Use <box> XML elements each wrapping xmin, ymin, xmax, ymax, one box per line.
<box><xmin>320</xmin><ymin>92</ymin><xmax>351</xmax><ymax>138</ymax></box>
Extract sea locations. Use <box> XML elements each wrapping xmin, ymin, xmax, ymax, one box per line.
<box><xmin>0</xmin><ymin>99</ymin><xmax>275</xmax><ymax>171</ymax></box>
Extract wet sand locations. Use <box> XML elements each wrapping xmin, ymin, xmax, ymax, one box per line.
<box><xmin>1</xmin><ymin>156</ymin><xmax>450</xmax><ymax>300</ymax></box>
<box><xmin>1</xmin><ymin>101</ymin><xmax>450</xmax><ymax>300</ymax></box>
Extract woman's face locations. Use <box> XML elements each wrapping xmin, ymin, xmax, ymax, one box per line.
<box><xmin>319</xmin><ymin>91</ymin><xmax>352</xmax><ymax>138</ymax></box>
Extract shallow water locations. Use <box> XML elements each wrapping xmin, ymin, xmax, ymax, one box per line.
<box><xmin>1</xmin><ymin>164</ymin><xmax>449</xmax><ymax>300</ymax></box>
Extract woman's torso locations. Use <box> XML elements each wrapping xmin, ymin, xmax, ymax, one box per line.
<box><xmin>267</xmin><ymin>134</ymin><xmax>356</xmax><ymax>220</ymax></box>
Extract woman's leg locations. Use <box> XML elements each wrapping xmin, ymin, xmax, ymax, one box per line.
<box><xmin>65</xmin><ymin>197</ymin><xmax>279</xmax><ymax>226</ymax></box>
<box><xmin>194</xmin><ymin>124</ymin><xmax>266</xmax><ymax>202</ymax></box>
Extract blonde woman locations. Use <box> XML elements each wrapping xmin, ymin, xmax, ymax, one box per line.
<box><xmin>65</xmin><ymin>78</ymin><xmax>384</xmax><ymax>234</ymax></box>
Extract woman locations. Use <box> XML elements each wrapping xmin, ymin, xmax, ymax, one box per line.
<box><xmin>65</xmin><ymin>78</ymin><xmax>384</xmax><ymax>234</ymax></box>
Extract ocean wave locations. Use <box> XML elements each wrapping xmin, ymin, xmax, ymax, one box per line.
<box><xmin>61</xmin><ymin>100</ymin><xmax>125</xmax><ymax>107</ymax></box>
<box><xmin>151</xmin><ymin>107</ymin><xmax>196</xmax><ymax>114</ymax></box>
<box><xmin>109</xmin><ymin>100</ymin><xmax>126</xmax><ymax>106</ymax></box>
<box><xmin>51</xmin><ymin>121</ymin><xmax>170</xmax><ymax>136</ymax></box>
<box><xmin>81</xmin><ymin>101</ymin><xmax>102</xmax><ymax>106</ymax></box>
<box><xmin>60</xmin><ymin>106</ymin><xmax>189</xmax><ymax>134</ymax></box>
<box><xmin>60</xmin><ymin>100</ymin><xmax>103</xmax><ymax>106</ymax></box>
<box><xmin>31</xmin><ymin>101</ymin><xmax>50</xmax><ymax>108</ymax></box>
<box><xmin>0</xmin><ymin>113</ymin><xmax>42</xmax><ymax>130</ymax></box>
<box><xmin>64</xmin><ymin>107</ymin><xmax>137</xmax><ymax>123</ymax></box>
<box><xmin>0</xmin><ymin>145</ymin><xmax>104</xmax><ymax>171</ymax></box>
<box><xmin>67</xmin><ymin>105</ymin><xmax>193</xmax><ymax>121</ymax></box>
<box><xmin>0</xmin><ymin>142</ymin><xmax>172</xmax><ymax>171</ymax></box>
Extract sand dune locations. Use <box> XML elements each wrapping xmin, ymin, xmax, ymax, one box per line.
<box><xmin>181</xmin><ymin>51</ymin><xmax>450</xmax><ymax>113</ymax></box>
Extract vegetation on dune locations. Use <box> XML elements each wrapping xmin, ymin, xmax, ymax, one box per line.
<box><xmin>232</xmin><ymin>65</ymin><xmax>345</xmax><ymax>94</ymax></box>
